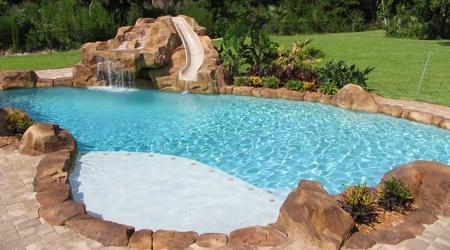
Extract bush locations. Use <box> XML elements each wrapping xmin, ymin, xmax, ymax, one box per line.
<box><xmin>378</xmin><ymin>177</ymin><xmax>414</xmax><ymax>211</ymax></box>
<box><xmin>5</xmin><ymin>112</ymin><xmax>33</xmax><ymax>136</ymax></box>
<box><xmin>341</xmin><ymin>184</ymin><xmax>376</xmax><ymax>224</ymax></box>
<box><xmin>234</xmin><ymin>77</ymin><xmax>250</xmax><ymax>86</ymax></box>
<box><xmin>249</xmin><ymin>76</ymin><xmax>262</xmax><ymax>87</ymax></box>
<box><xmin>286</xmin><ymin>80</ymin><xmax>304</xmax><ymax>91</ymax></box>
<box><xmin>319</xmin><ymin>83</ymin><xmax>339</xmax><ymax>95</ymax></box>
<box><xmin>261</xmin><ymin>76</ymin><xmax>280</xmax><ymax>89</ymax></box>
<box><xmin>318</xmin><ymin>60</ymin><xmax>374</xmax><ymax>89</ymax></box>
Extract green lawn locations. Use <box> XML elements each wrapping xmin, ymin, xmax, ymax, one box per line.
<box><xmin>0</xmin><ymin>50</ymin><xmax>79</xmax><ymax>70</ymax></box>
<box><xmin>272</xmin><ymin>30</ymin><xmax>450</xmax><ymax>106</ymax></box>
<box><xmin>1</xmin><ymin>30</ymin><xmax>449</xmax><ymax>106</ymax></box>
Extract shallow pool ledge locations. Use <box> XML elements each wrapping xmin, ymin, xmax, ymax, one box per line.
<box><xmin>70</xmin><ymin>151</ymin><xmax>283</xmax><ymax>234</ymax></box>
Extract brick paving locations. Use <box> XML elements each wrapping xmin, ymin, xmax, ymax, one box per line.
<box><xmin>0</xmin><ymin>147</ymin><xmax>122</xmax><ymax>250</ymax></box>
<box><xmin>0</xmin><ymin>146</ymin><xmax>449</xmax><ymax>250</ymax></box>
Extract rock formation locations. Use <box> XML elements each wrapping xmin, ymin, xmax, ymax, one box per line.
<box><xmin>73</xmin><ymin>15</ymin><xmax>226</xmax><ymax>93</ymax></box>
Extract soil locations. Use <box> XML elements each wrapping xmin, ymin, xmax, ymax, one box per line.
<box><xmin>357</xmin><ymin>206</ymin><xmax>412</xmax><ymax>233</ymax></box>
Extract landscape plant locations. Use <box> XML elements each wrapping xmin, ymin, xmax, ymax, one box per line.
<box><xmin>318</xmin><ymin>60</ymin><xmax>374</xmax><ymax>89</ymax></box>
<box><xmin>341</xmin><ymin>184</ymin><xmax>377</xmax><ymax>224</ymax></box>
<box><xmin>261</xmin><ymin>76</ymin><xmax>280</xmax><ymax>89</ymax></box>
<box><xmin>5</xmin><ymin>111</ymin><xmax>33</xmax><ymax>136</ymax></box>
<box><xmin>234</xmin><ymin>76</ymin><xmax>251</xmax><ymax>86</ymax></box>
<box><xmin>378</xmin><ymin>177</ymin><xmax>414</xmax><ymax>211</ymax></box>
<box><xmin>218</xmin><ymin>26</ymin><xmax>251</xmax><ymax>78</ymax></box>
<box><xmin>319</xmin><ymin>83</ymin><xmax>339</xmax><ymax>95</ymax></box>
<box><xmin>286</xmin><ymin>80</ymin><xmax>304</xmax><ymax>91</ymax></box>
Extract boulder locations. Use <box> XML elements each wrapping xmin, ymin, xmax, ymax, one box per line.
<box><xmin>332</xmin><ymin>84</ymin><xmax>379</xmax><ymax>113</ymax></box>
<box><xmin>66</xmin><ymin>216</ymin><xmax>134</xmax><ymax>247</ymax></box>
<box><xmin>0</xmin><ymin>71</ymin><xmax>35</xmax><ymax>89</ymax></box>
<box><xmin>35</xmin><ymin>151</ymin><xmax>72</xmax><ymax>181</ymax></box>
<box><xmin>378</xmin><ymin>104</ymin><xmax>403</xmax><ymax>117</ymax></box>
<box><xmin>0</xmin><ymin>107</ymin><xmax>32</xmax><ymax>136</ymax></box>
<box><xmin>195</xmin><ymin>233</ymin><xmax>228</xmax><ymax>248</ymax></box>
<box><xmin>35</xmin><ymin>189</ymin><xmax>70</xmax><ymax>207</ymax></box>
<box><xmin>73</xmin><ymin>63</ymin><xmax>98</xmax><ymax>87</ymax></box>
<box><xmin>33</xmin><ymin>177</ymin><xmax>71</xmax><ymax>193</ymax></box>
<box><xmin>303</xmin><ymin>92</ymin><xmax>322</xmax><ymax>102</ymax></box>
<box><xmin>36</xmin><ymin>78</ymin><xmax>54</xmax><ymax>88</ymax></box>
<box><xmin>379</xmin><ymin>161</ymin><xmax>450</xmax><ymax>214</ymax></box>
<box><xmin>344</xmin><ymin>232</ymin><xmax>376</xmax><ymax>249</ymax></box>
<box><xmin>406</xmin><ymin>110</ymin><xmax>434</xmax><ymax>124</ymax></box>
<box><xmin>128</xmin><ymin>229</ymin><xmax>153</xmax><ymax>249</ymax></box>
<box><xmin>39</xmin><ymin>200</ymin><xmax>86</xmax><ymax>226</ymax></box>
<box><xmin>232</xmin><ymin>86</ymin><xmax>253</xmax><ymax>96</ymax></box>
<box><xmin>152</xmin><ymin>230</ymin><xmax>198</xmax><ymax>250</ymax></box>
<box><xmin>279</xmin><ymin>88</ymin><xmax>305</xmax><ymax>101</ymax></box>
<box><xmin>228</xmin><ymin>226</ymin><xmax>287</xmax><ymax>249</ymax></box>
<box><xmin>440</xmin><ymin>119</ymin><xmax>450</xmax><ymax>130</ymax></box>
<box><xmin>19</xmin><ymin>123</ymin><xmax>76</xmax><ymax>155</ymax></box>
<box><xmin>53</xmin><ymin>77</ymin><xmax>73</xmax><ymax>87</ymax></box>
<box><xmin>275</xmin><ymin>180</ymin><xmax>356</xmax><ymax>250</ymax></box>
<box><xmin>260</xmin><ymin>88</ymin><xmax>280</xmax><ymax>99</ymax></box>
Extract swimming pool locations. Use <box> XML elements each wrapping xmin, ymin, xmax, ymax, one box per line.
<box><xmin>1</xmin><ymin>88</ymin><xmax>449</xmax><ymax>194</ymax></box>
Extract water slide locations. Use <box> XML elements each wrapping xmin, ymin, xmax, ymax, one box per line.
<box><xmin>171</xmin><ymin>16</ymin><xmax>204</xmax><ymax>82</ymax></box>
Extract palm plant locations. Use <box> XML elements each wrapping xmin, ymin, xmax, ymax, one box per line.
<box><xmin>277</xmin><ymin>39</ymin><xmax>325</xmax><ymax>70</ymax></box>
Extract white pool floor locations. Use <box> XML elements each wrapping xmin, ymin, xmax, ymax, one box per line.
<box><xmin>69</xmin><ymin>152</ymin><xmax>284</xmax><ymax>234</ymax></box>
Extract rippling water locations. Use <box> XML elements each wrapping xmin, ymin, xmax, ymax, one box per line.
<box><xmin>1</xmin><ymin>88</ymin><xmax>449</xmax><ymax>194</ymax></box>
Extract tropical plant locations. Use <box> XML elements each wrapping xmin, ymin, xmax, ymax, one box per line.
<box><xmin>319</xmin><ymin>83</ymin><xmax>339</xmax><ymax>95</ymax></box>
<box><xmin>286</xmin><ymin>80</ymin><xmax>304</xmax><ymax>91</ymax></box>
<box><xmin>261</xmin><ymin>76</ymin><xmax>280</xmax><ymax>89</ymax></box>
<box><xmin>5</xmin><ymin>112</ymin><xmax>33</xmax><ymax>136</ymax></box>
<box><xmin>234</xmin><ymin>76</ymin><xmax>251</xmax><ymax>86</ymax></box>
<box><xmin>341</xmin><ymin>184</ymin><xmax>376</xmax><ymax>224</ymax></box>
<box><xmin>277</xmin><ymin>39</ymin><xmax>324</xmax><ymax>70</ymax></box>
<box><xmin>249</xmin><ymin>76</ymin><xmax>262</xmax><ymax>87</ymax></box>
<box><xmin>246</xmin><ymin>30</ymin><xmax>279</xmax><ymax>76</ymax></box>
<box><xmin>378</xmin><ymin>177</ymin><xmax>414</xmax><ymax>211</ymax></box>
<box><xmin>318</xmin><ymin>60</ymin><xmax>374</xmax><ymax>89</ymax></box>
<box><xmin>218</xmin><ymin>25</ymin><xmax>251</xmax><ymax>78</ymax></box>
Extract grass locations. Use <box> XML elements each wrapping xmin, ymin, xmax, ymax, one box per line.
<box><xmin>0</xmin><ymin>50</ymin><xmax>79</xmax><ymax>70</ymax></box>
<box><xmin>272</xmin><ymin>30</ymin><xmax>450</xmax><ymax>106</ymax></box>
<box><xmin>1</xmin><ymin>30</ymin><xmax>449</xmax><ymax>106</ymax></box>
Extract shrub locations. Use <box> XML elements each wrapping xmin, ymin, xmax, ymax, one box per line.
<box><xmin>261</xmin><ymin>76</ymin><xmax>280</xmax><ymax>89</ymax></box>
<box><xmin>234</xmin><ymin>77</ymin><xmax>250</xmax><ymax>86</ymax></box>
<box><xmin>378</xmin><ymin>177</ymin><xmax>414</xmax><ymax>211</ymax></box>
<box><xmin>341</xmin><ymin>184</ymin><xmax>376</xmax><ymax>224</ymax></box>
<box><xmin>319</xmin><ymin>83</ymin><xmax>339</xmax><ymax>95</ymax></box>
<box><xmin>249</xmin><ymin>76</ymin><xmax>262</xmax><ymax>87</ymax></box>
<box><xmin>318</xmin><ymin>60</ymin><xmax>374</xmax><ymax>89</ymax></box>
<box><xmin>286</xmin><ymin>80</ymin><xmax>304</xmax><ymax>91</ymax></box>
<box><xmin>218</xmin><ymin>24</ymin><xmax>251</xmax><ymax>78</ymax></box>
<box><xmin>303</xmin><ymin>81</ymin><xmax>318</xmax><ymax>91</ymax></box>
<box><xmin>5</xmin><ymin>112</ymin><xmax>33</xmax><ymax>136</ymax></box>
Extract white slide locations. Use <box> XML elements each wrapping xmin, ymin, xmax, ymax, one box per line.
<box><xmin>171</xmin><ymin>16</ymin><xmax>204</xmax><ymax>82</ymax></box>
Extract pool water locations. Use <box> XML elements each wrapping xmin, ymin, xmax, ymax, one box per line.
<box><xmin>1</xmin><ymin>88</ymin><xmax>449</xmax><ymax>194</ymax></box>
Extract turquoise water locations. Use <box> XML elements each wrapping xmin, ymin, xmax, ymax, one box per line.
<box><xmin>1</xmin><ymin>88</ymin><xmax>449</xmax><ymax>194</ymax></box>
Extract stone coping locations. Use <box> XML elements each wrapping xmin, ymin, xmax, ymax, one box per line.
<box><xmin>2</xmin><ymin>68</ymin><xmax>450</xmax><ymax>131</ymax></box>
<box><xmin>218</xmin><ymin>85</ymin><xmax>450</xmax><ymax>131</ymax></box>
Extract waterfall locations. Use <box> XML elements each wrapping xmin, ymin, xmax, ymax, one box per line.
<box><xmin>95</xmin><ymin>57</ymin><xmax>135</xmax><ymax>88</ymax></box>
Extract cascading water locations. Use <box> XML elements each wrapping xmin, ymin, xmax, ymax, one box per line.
<box><xmin>95</xmin><ymin>56</ymin><xmax>135</xmax><ymax>88</ymax></box>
